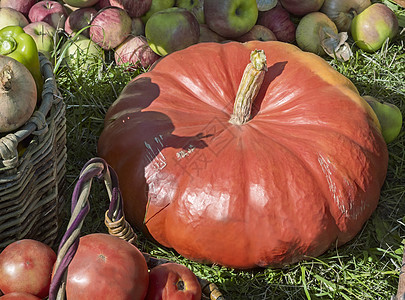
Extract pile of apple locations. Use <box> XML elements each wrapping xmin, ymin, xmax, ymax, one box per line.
<box><xmin>0</xmin><ymin>0</ymin><xmax>402</xmax><ymax>71</ymax></box>
<box><xmin>0</xmin><ymin>236</ymin><xmax>203</xmax><ymax>300</ymax></box>
<box><xmin>0</xmin><ymin>0</ymin><xmax>401</xmax><ymax>142</ymax></box>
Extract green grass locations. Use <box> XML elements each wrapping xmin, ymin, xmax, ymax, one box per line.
<box><xmin>55</xmin><ymin>11</ymin><xmax>405</xmax><ymax>300</ymax></box>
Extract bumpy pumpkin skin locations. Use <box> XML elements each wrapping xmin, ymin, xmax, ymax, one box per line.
<box><xmin>98</xmin><ymin>41</ymin><xmax>388</xmax><ymax>268</ymax></box>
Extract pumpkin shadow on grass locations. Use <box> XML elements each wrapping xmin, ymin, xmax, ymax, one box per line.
<box><xmin>115</xmin><ymin>77</ymin><xmax>211</xmax><ymax>234</ymax></box>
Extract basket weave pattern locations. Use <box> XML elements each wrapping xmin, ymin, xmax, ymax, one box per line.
<box><xmin>0</xmin><ymin>54</ymin><xmax>67</xmax><ymax>250</ymax></box>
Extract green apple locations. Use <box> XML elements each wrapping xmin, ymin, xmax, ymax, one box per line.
<box><xmin>23</xmin><ymin>21</ymin><xmax>56</xmax><ymax>61</ymax></box>
<box><xmin>351</xmin><ymin>3</ymin><xmax>399</xmax><ymax>53</ymax></box>
<box><xmin>62</xmin><ymin>0</ymin><xmax>100</xmax><ymax>8</ymax></box>
<box><xmin>363</xmin><ymin>95</ymin><xmax>402</xmax><ymax>143</ymax></box>
<box><xmin>0</xmin><ymin>7</ymin><xmax>29</xmax><ymax>30</ymax></box>
<box><xmin>176</xmin><ymin>0</ymin><xmax>205</xmax><ymax>24</ymax></box>
<box><xmin>145</xmin><ymin>7</ymin><xmax>199</xmax><ymax>56</ymax></box>
<box><xmin>204</xmin><ymin>0</ymin><xmax>258</xmax><ymax>38</ymax></box>
<box><xmin>62</xmin><ymin>35</ymin><xmax>105</xmax><ymax>67</ymax></box>
<box><xmin>296</xmin><ymin>12</ymin><xmax>338</xmax><ymax>56</ymax></box>
<box><xmin>141</xmin><ymin>0</ymin><xmax>175</xmax><ymax>23</ymax></box>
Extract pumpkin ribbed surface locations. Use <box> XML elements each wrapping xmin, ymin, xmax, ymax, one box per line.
<box><xmin>98</xmin><ymin>41</ymin><xmax>388</xmax><ymax>268</ymax></box>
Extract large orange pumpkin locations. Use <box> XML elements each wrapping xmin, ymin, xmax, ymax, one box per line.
<box><xmin>98</xmin><ymin>41</ymin><xmax>388</xmax><ymax>268</ymax></box>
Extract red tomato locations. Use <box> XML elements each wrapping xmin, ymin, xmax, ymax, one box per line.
<box><xmin>66</xmin><ymin>233</ymin><xmax>149</xmax><ymax>300</ymax></box>
<box><xmin>146</xmin><ymin>263</ymin><xmax>202</xmax><ymax>300</ymax></box>
<box><xmin>0</xmin><ymin>292</ymin><xmax>41</xmax><ymax>299</ymax></box>
<box><xmin>0</xmin><ymin>239</ymin><xmax>56</xmax><ymax>299</ymax></box>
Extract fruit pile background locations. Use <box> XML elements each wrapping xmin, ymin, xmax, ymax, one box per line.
<box><xmin>0</xmin><ymin>0</ymin><xmax>404</xmax><ymax>299</ymax></box>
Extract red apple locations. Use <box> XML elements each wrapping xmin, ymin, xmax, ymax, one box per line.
<box><xmin>28</xmin><ymin>1</ymin><xmax>68</xmax><ymax>30</ymax></box>
<box><xmin>109</xmin><ymin>0</ymin><xmax>152</xmax><ymax>17</ymax></box>
<box><xmin>257</xmin><ymin>4</ymin><xmax>296</xmax><ymax>43</ymax></box>
<box><xmin>145</xmin><ymin>263</ymin><xmax>202</xmax><ymax>300</ymax></box>
<box><xmin>23</xmin><ymin>21</ymin><xmax>57</xmax><ymax>60</ymax></box>
<box><xmin>115</xmin><ymin>35</ymin><xmax>160</xmax><ymax>70</ymax></box>
<box><xmin>237</xmin><ymin>24</ymin><xmax>277</xmax><ymax>42</ymax></box>
<box><xmin>0</xmin><ymin>8</ymin><xmax>29</xmax><ymax>30</ymax></box>
<box><xmin>94</xmin><ymin>0</ymin><xmax>111</xmax><ymax>9</ymax></box>
<box><xmin>89</xmin><ymin>6</ymin><xmax>132</xmax><ymax>50</ymax></box>
<box><xmin>0</xmin><ymin>239</ymin><xmax>56</xmax><ymax>299</ymax></box>
<box><xmin>0</xmin><ymin>0</ymin><xmax>37</xmax><ymax>17</ymax></box>
<box><xmin>0</xmin><ymin>292</ymin><xmax>41</xmax><ymax>300</ymax></box>
<box><xmin>280</xmin><ymin>0</ymin><xmax>324</xmax><ymax>16</ymax></box>
<box><xmin>320</xmin><ymin>0</ymin><xmax>371</xmax><ymax>32</ymax></box>
<box><xmin>65</xmin><ymin>7</ymin><xmax>97</xmax><ymax>37</ymax></box>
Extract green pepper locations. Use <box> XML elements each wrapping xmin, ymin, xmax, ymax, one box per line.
<box><xmin>0</xmin><ymin>25</ymin><xmax>43</xmax><ymax>100</ymax></box>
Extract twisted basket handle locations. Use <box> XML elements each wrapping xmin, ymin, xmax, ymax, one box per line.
<box><xmin>49</xmin><ymin>157</ymin><xmax>136</xmax><ymax>300</ymax></box>
<box><xmin>394</xmin><ymin>249</ymin><xmax>405</xmax><ymax>300</ymax></box>
<box><xmin>49</xmin><ymin>157</ymin><xmax>224</xmax><ymax>300</ymax></box>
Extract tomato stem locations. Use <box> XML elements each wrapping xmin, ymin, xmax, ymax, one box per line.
<box><xmin>176</xmin><ymin>279</ymin><xmax>185</xmax><ymax>291</ymax></box>
<box><xmin>229</xmin><ymin>49</ymin><xmax>267</xmax><ymax>125</ymax></box>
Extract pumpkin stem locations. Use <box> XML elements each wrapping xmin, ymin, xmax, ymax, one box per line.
<box><xmin>229</xmin><ymin>49</ymin><xmax>267</xmax><ymax>125</ymax></box>
<box><xmin>0</xmin><ymin>63</ymin><xmax>13</xmax><ymax>92</ymax></box>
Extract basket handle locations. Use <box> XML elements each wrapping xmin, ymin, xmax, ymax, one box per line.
<box><xmin>49</xmin><ymin>157</ymin><xmax>225</xmax><ymax>300</ymax></box>
<box><xmin>49</xmin><ymin>157</ymin><xmax>136</xmax><ymax>300</ymax></box>
<box><xmin>394</xmin><ymin>249</ymin><xmax>405</xmax><ymax>300</ymax></box>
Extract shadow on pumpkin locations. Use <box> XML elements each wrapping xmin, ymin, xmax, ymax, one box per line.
<box><xmin>109</xmin><ymin>61</ymin><xmax>289</xmax><ymax>256</ymax></box>
<box><xmin>106</xmin><ymin>77</ymin><xmax>211</xmax><ymax>234</ymax></box>
<box><xmin>251</xmin><ymin>61</ymin><xmax>287</xmax><ymax>119</ymax></box>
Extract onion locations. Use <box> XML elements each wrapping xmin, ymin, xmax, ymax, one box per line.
<box><xmin>0</xmin><ymin>55</ymin><xmax>37</xmax><ymax>133</ymax></box>
<box><xmin>320</xmin><ymin>0</ymin><xmax>371</xmax><ymax>32</ymax></box>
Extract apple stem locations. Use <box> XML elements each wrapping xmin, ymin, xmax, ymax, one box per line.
<box><xmin>229</xmin><ymin>49</ymin><xmax>267</xmax><ymax>125</ymax></box>
<box><xmin>0</xmin><ymin>64</ymin><xmax>13</xmax><ymax>92</ymax></box>
<box><xmin>348</xmin><ymin>8</ymin><xmax>358</xmax><ymax>19</ymax></box>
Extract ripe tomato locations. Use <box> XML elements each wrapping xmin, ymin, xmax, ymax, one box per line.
<box><xmin>0</xmin><ymin>239</ymin><xmax>56</xmax><ymax>299</ymax></box>
<box><xmin>0</xmin><ymin>292</ymin><xmax>41</xmax><ymax>299</ymax></box>
<box><xmin>65</xmin><ymin>233</ymin><xmax>149</xmax><ymax>300</ymax></box>
<box><xmin>146</xmin><ymin>263</ymin><xmax>202</xmax><ymax>300</ymax></box>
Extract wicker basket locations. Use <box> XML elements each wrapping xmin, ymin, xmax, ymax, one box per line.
<box><xmin>50</xmin><ymin>158</ymin><xmax>224</xmax><ymax>300</ymax></box>
<box><xmin>0</xmin><ymin>53</ymin><xmax>67</xmax><ymax>250</ymax></box>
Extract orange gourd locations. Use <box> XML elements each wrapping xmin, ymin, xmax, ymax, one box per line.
<box><xmin>98</xmin><ymin>41</ymin><xmax>388</xmax><ymax>268</ymax></box>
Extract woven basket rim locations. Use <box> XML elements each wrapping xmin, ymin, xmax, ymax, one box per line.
<box><xmin>0</xmin><ymin>53</ymin><xmax>62</xmax><ymax>170</ymax></box>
